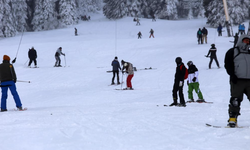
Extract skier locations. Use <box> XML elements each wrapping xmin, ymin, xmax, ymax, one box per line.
<box><xmin>137</xmin><ymin>31</ymin><xmax>142</xmax><ymax>39</ymax></box>
<box><xmin>152</xmin><ymin>15</ymin><xmax>156</xmax><ymax>22</ymax></box>
<box><xmin>149</xmin><ymin>29</ymin><xmax>154</xmax><ymax>38</ymax></box>
<box><xmin>136</xmin><ymin>18</ymin><xmax>140</xmax><ymax>26</ymax></box>
<box><xmin>186</xmin><ymin>61</ymin><xmax>204</xmax><ymax>102</ymax></box>
<box><xmin>170</xmin><ymin>57</ymin><xmax>186</xmax><ymax>107</ymax></box>
<box><xmin>201</xmin><ymin>27</ymin><xmax>208</xmax><ymax>44</ymax></box>
<box><xmin>197</xmin><ymin>28</ymin><xmax>203</xmax><ymax>44</ymax></box>
<box><xmin>0</xmin><ymin>55</ymin><xmax>23</xmax><ymax>111</ymax></box>
<box><xmin>28</xmin><ymin>47</ymin><xmax>37</xmax><ymax>68</ymax></box>
<box><xmin>224</xmin><ymin>34</ymin><xmax>250</xmax><ymax>127</ymax></box>
<box><xmin>75</xmin><ymin>28</ymin><xmax>78</xmax><ymax>36</ymax></box>
<box><xmin>121</xmin><ymin>60</ymin><xmax>134</xmax><ymax>90</ymax></box>
<box><xmin>54</xmin><ymin>47</ymin><xmax>65</xmax><ymax>67</ymax></box>
<box><xmin>205</xmin><ymin>44</ymin><xmax>220</xmax><ymax>69</ymax></box>
<box><xmin>233</xmin><ymin>33</ymin><xmax>239</xmax><ymax>47</ymax></box>
<box><xmin>111</xmin><ymin>56</ymin><xmax>121</xmax><ymax>85</ymax></box>
<box><xmin>217</xmin><ymin>24</ymin><xmax>223</xmax><ymax>36</ymax></box>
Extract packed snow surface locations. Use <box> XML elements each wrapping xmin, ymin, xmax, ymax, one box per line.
<box><xmin>0</xmin><ymin>14</ymin><xmax>249</xmax><ymax>150</ymax></box>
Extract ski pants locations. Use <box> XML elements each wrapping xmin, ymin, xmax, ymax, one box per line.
<box><xmin>112</xmin><ymin>71</ymin><xmax>120</xmax><ymax>83</ymax></box>
<box><xmin>172</xmin><ymin>82</ymin><xmax>185</xmax><ymax>104</ymax></box>
<box><xmin>55</xmin><ymin>56</ymin><xmax>61</xmax><ymax>66</ymax></box>
<box><xmin>188</xmin><ymin>82</ymin><xmax>203</xmax><ymax>100</ymax></box>
<box><xmin>202</xmin><ymin>34</ymin><xmax>207</xmax><ymax>44</ymax></box>
<box><xmin>209</xmin><ymin>56</ymin><xmax>220</xmax><ymax>68</ymax></box>
<box><xmin>149</xmin><ymin>34</ymin><xmax>154</xmax><ymax>38</ymax></box>
<box><xmin>1</xmin><ymin>81</ymin><xmax>22</xmax><ymax>110</ymax></box>
<box><xmin>28</xmin><ymin>58</ymin><xmax>37</xmax><ymax>66</ymax></box>
<box><xmin>126</xmin><ymin>74</ymin><xmax>134</xmax><ymax>88</ymax></box>
<box><xmin>228</xmin><ymin>80</ymin><xmax>250</xmax><ymax>118</ymax></box>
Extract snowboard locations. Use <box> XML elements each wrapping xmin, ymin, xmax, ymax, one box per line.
<box><xmin>206</xmin><ymin>123</ymin><xmax>249</xmax><ymax>128</ymax></box>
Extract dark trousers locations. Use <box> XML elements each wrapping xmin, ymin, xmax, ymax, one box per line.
<box><xmin>112</xmin><ymin>71</ymin><xmax>120</xmax><ymax>83</ymax></box>
<box><xmin>172</xmin><ymin>82</ymin><xmax>185</xmax><ymax>104</ymax></box>
<box><xmin>28</xmin><ymin>58</ymin><xmax>37</xmax><ymax>66</ymax></box>
<box><xmin>55</xmin><ymin>56</ymin><xmax>61</xmax><ymax>66</ymax></box>
<box><xmin>209</xmin><ymin>56</ymin><xmax>220</xmax><ymax>68</ymax></box>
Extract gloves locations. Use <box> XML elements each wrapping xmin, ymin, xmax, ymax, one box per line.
<box><xmin>192</xmin><ymin>77</ymin><xmax>196</xmax><ymax>82</ymax></box>
<box><xmin>230</xmin><ymin>75</ymin><xmax>238</xmax><ymax>84</ymax></box>
<box><xmin>13</xmin><ymin>79</ymin><xmax>16</xmax><ymax>83</ymax></box>
<box><xmin>179</xmin><ymin>81</ymin><xmax>183</xmax><ymax>87</ymax></box>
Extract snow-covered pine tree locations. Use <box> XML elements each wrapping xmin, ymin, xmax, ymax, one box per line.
<box><xmin>59</xmin><ymin>0</ymin><xmax>78</xmax><ymax>27</ymax></box>
<box><xmin>227</xmin><ymin>0</ymin><xmax>249</xmax><ymax>25</ymax></box>
<box><xmin>0</xmin><ymin>0</ymin><xmax>16</xmax><ymax>37</ymax></box>
<box><xmin>206</xmin><ymin>0</ymin><xmax>225</xmax><ymax>27</ymax></box>
<box><xmin>10</xmin><ymin>0</ymin><xmax>28</xmax><ymax>32</ymax></box>
<box><xmin>156</xmin><ymin>0</ymin><xmax>178</xmax><ymax>20</ymax></box>
<box><xmin>127</xmin><ymin>0</ymin><xmax>141</xmax><ymax>17</ymax></box>
<box><xmin>32</xmin><ymin>0</ymin><xmax>58</xmax><ymax>31</ymax></box>
<box><xmin>103</xmin><ymin>0</ymin><xmax>128</xmax><ymax>19</ymax></box>
<box><xmin>77</xmin><ymin>0</ymin><xmax>99</xmax><ymax>16</ymax></box>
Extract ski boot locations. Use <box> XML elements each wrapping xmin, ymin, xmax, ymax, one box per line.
<box><xmin>196</xmin><ymin>99</ymin><xmax>205</xmax><ymax>103</ymax></box>
<box><xmin>227</xmin><ymin>118</ymin><xmax>237</xmax><ymax>128</ymax></box>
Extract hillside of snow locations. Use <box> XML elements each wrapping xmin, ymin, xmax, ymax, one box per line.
<box><xmin>0</xmin><ymin>14</ymin><xmax>249</xmax><ymax>150</ymax></box>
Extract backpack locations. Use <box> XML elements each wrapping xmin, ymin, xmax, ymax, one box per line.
<box><xmin>180</xmin><ymin>64</ymin><xmax>188</xmax><ymax>80</ymax></box>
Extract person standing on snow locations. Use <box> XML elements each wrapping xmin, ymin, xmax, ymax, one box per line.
<box><xmin>224</xmin><ymin>35</ymin><xmax>250</xmax><ymax>128</ymax></box>
<box><xmin>54</xmin><ymin>47</ymin><xmax>65</xmax><ymax>67</ymax></box>
<box><xmin>205</xmin><ymin>44</ymin><xmax>220</xmax><ymax>69</ymax></box>
<box><xmin>137</xmin><ymin>31</ymin><xmax>142</xmax><ymax>39</ymax></box>
<box><xmin>0</xmin><ymin>55</ymin><xmax>23</xmax><ymax>111</ymax></box>
<box><xmin>201</xmin><ymin>27</ymin><xmax>208</xmax><ymax>44</ymax></box>
<box><xmin>28</xmin><ymin>47</ymin><xmax>37</xmax><ymax>68</ymax></box>
<box><xmin>75</xmin><ymin>28</ymin><xmax>78</xmax><ymax>36</ymax></box>
<box><xmin>233</xmin><ymin>33</ymin><xmax>239</xmax><ymax>47</ymax></box>
<box><xmin>197</xmin><ymin>28</ymin><xmax>203</xmax><ymax>44</ymax></box>
<box><xmin>149</xmin><ymin>29</ymin><xmax>154</xmax><ymax>38</ymax></box>
<box><xmin>170</xmin><ymin>57</ymin><xmax>186</xmax><ymax>107</ymax></box>
<box><xmin>136</xmin><ymin>18</ymin><xmax>140</xmax><ymax>26</ymax></box>
<box><xmin>217</xmin><ymin>24</ymin><xmax>223</xmax><ymax>36</ymax></box>
<box><xmin>121</xmin><ymin>60</ymin><xmax>134</xmax><ymax>90</ymax></box>
<box><xmin>186</xmin><ymin>61</ymin><xmax>204</xmax><ymax>102</ymax></box>
<box><xmin>111</xmin><ymin>56</ymin><xmax>121</xmax><ymax>85</ymax></box>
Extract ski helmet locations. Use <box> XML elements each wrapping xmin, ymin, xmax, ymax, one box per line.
<box><xmin>175</xmin><ymin>57</ymin><xmax>182</xmax><ymax>64</ymax></box>
<box><xmin>187</xmin><ymin>61</ymin><xmax>193</xmax><ymax>66</ymax></box>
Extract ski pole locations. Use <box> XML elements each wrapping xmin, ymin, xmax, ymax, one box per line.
<box><xmin>121</xmin><ymin>72</ymin><xmax>124</xmax><ymax>90</ymax></box>
<box><xmin>12</xmin><ymin>30</ymin><xmax>24</xmax><ymax>64</ymax></box>
<box><xmin>17</xmin><ymin>80</ymin><xmax>31</xmax><ymax>83</ymax></box>
<box><xmin>64</xmin><ymin>55</ymin><xmax>67</xmax><ymax>67</ymax></box>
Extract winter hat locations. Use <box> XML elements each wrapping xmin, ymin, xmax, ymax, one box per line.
<box><xmin>3</xmin><ymin>55</ymin><xmax>10</xmax><ymax>61</ymax></box>
<box><xmin>121</xmin><ymin>60</ymin><xmax>125</xmax><ymax>64</ymax></box>
<box><xmin>175</xmin><ymin>57</ymin><xmax>182</xmax><ymax>64</ymax></box>
<box><xmin>115</xmin><ymin>56</ymin><xmax>118</xmax><ymax>59</ymax></box>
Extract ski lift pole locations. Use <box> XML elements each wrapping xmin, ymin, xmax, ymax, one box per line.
<box><xmin>12</xmin><ymin>30</ymin><xmax>24</xmax><ymax>63</ymax></box>
<box><xmin>222</xmin><ymin>0</ymin><xmax>231</xmax><ymax>37</ymax></box>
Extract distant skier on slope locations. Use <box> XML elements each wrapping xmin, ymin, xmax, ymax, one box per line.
<box><xmin>121</xmin><ymin>60</ymin><xmax>134</xmax><ymax>90</ymax></box>
<box><xmin>28</xmin><ymin>47</ymin><xmax>37</xmax><ymax>68</ymax></box>
<box><xmin>149</xmin><ymin>29</ymin><xmax>154</xmax><ymax>38</ymax></box>
<box><xmin>137</xmin><ymin>31</ymin><xmax>142</xmax><ymax>39</ymax></box>
<box><xmin>54</xmin><ymin>47</ymin><xmax>65</xmax><ymax>67</ymax></box>
<box><xmin>170</xmin><ymin>57</ymin><xmax>186</xmax><ymax>107</ymax></box>
<box><xmin>197</xmin><ymin>28</ymin><xmax>203</xmax><ymax>44</ymax></box>
<box><xmin>111</xmin><ymin>56</ymin><xmax>121</xmax><ymax>85</ymax></box>
<box><xmin>186</xmin><ymin>61</ymin><xmax>204</xmax><ymax>102</ymax></box>
<box><xmin>205</xmin><ymin>44</ymin><xmax>220</xmax><ymax>69</ymax></box>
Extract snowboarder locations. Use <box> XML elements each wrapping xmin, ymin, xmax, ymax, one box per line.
<box><xmin>28</xmin><ymin>47</ymin><xmax>37</xmax><ymax>68</ymax></box>
<box><xmin>54</xmin><ymin>47</ymin><xmax>65</xmax><ymax>67</ymax></box>
<box><xmin>0</xmin><ymin>55</ymin><xmax>23</xmax><ymax>111</ymax></box>
<box><xmin>170</xmin><ymin>57</ymin><xmax>186</xmax><ymax>107</ymax></box>
<box><xmin>186</xmin><ymin>61</ymin><xmax>204</xmax><ymax>102</ymax></box>
<box><xmin>217</xmin><ymin>24</ymin><xmax>223</xmax><ymax>36</ymax></box>
<box><xmin>201</xmin><ymin>27</ymin><xmax>208</xmax><ymax>44</ymax></box>
<box><xmin>224</xmin><ymin>34</ymin><xmax>250</xmax><ymax>128</ymax></box>
<box><xmin>137</xmin><ymin>31</ymin><xmax>142</xmax><ymax>39</ymax></box>
<box><xmin>205</xmin><ymin>44</ymin><xmax>220</xmax><ymax>69</ymax></box>
<box><xmin>75</xmin><ymin>28</ymin><xmax>78</xmax><ymax>36</ymax></box>
<box><xmin>121</xmin><ymin>60</ymin><xmax>134</xmax><ymax>90</ymax></box>
<box><xmin>149</xmin><ymin>29</ymin><xmax>154</xmax><ymax>38</ymax></box>
<box><xmin>111</xmin><ymin>56</ymin><xmax>121</xmax><ymax>85</ymax></box>
<box><xmin>197</xmin><ymin>28</ymin><xmax>203</xmax><ymax>44</ymax></box>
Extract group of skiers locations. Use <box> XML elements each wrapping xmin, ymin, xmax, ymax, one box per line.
<box><xmin>111</xmin><ymin>56</ymin><xmax>134</xmax><ymax>90</ymax></box>
<box><xmin>137</xmin><ymin>29</ymin><xmax>154</xmax><ymax>39</ymax></box>
<box><xmin>197</xmin><ymin>27</ymin><xmax>208</xmax><ymax>44</ymax></box>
